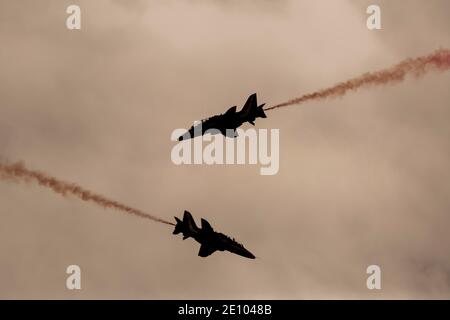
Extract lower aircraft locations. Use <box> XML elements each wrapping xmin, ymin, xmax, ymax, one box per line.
<box><xmin>173</xmin><ymin>211</ymin><xmax>255</xmax><ymax>259</ymax></box>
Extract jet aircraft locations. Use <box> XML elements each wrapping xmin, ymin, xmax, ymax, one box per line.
<box><xmin>178</xmin><ymin>93</ymin><xmax>267</xmax><ymax>141</ymax></box>
<box><xmin>173</xmin><ymin>210</ymin><xmax>255</xmax><ymax>259</ymax></box>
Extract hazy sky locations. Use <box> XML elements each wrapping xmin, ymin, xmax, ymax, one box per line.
<box><xmin>1</xmin><ymin>0</ymin><xmax>450</xmax><ymax>299</ymax></box>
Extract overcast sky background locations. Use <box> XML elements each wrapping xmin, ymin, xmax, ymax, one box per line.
<box><xmin>1</xmin><ymin>0</ymin><xmax>450</xmax><ymax>299</ymax></box>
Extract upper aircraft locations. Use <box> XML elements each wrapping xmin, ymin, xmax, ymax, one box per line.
<box><xmin>173</xmin><ymin>210</ymin><xmax>255</xmax><ymax>259</ymax></box>
<box><xmin>178</xmin><ymin>93</ymin><xmax>267</xmax><ymax>141</ymax></box>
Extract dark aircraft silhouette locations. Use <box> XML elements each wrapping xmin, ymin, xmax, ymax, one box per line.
<box><xmin>173</xmin><ymin>210</ymin><xmax>255</xmax><ymax>259</ymax></box>
<box><xmin>178</xmin><ymin>93</ymin><xmax>267</xmax><ymax>141</ymax></box>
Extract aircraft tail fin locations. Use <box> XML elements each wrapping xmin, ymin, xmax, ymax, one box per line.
<box><xmin>241</xmin><ymin>93</ymin><xmax>267</xmax><ymax>121</ymax></box>
<box><xmin>241</xmin><ymin>93</ymin><xmax>257</xmax><ymax>115</ymax></box>
<box><xmin>183</xmin><ymin>210</ymin><xmax>198</xmax><ymax>231</ymax></box>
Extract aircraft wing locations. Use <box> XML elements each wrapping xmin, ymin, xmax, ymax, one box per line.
<box><xmin>224</xmin><ymin>106</ymin><xmax>237</xmax><ymax>115</ymax></box>
<box><xmin>198</xmin><ymin>244</ymin><xmax>217</xmax><ymax>257</ymax></box>
<box><xmin>201</xmin><ymin>218</ymin><xmax>214</xmax><ymax>233</ymax></box>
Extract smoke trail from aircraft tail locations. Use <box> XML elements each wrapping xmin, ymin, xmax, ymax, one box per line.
<box><xmin>266</xmin><ymin>48</ymin><xmax>450</xmax><ymax>111</ymax></box>
<box><xmin>0</xmin><ymin>161</ymin><xmax>175</xmax><ymax>226</ymax></box>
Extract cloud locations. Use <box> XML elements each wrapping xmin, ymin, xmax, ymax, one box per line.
<box><xmin>0</xmin><ymin>0</ymin><xmax>450</xmax><ymax>298</ymax></box>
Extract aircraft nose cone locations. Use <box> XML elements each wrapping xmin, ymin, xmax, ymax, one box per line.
<box><xmin>242</xmin><ymin>249</ymin><xmax>256</xmax><ymax>259</ymax></box>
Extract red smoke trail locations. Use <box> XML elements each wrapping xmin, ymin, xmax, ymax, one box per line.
<box><xmin>0</xmin><ymin>161</ymin><xmax>175</xmax><ymax>226</ymax></box>
<box><xmin>266</xmin><ymin>48</ymin><xmax>450</xmax><ymax>111</ymax></box>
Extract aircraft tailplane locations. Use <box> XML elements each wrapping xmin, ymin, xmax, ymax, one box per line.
<box><xmin>173</xmin><ymin>217</ymin><xmax>183</xmax><ymax>235</ymax></box>
<box><xmin>255</xmin><ymin>103</ymin><xmax>267</xmax><ymax>118</ymax></box>
<box><xmin>173</xmin><ymin>211</ymin><xmax>199</xmax><ymax>239</ymax></box>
